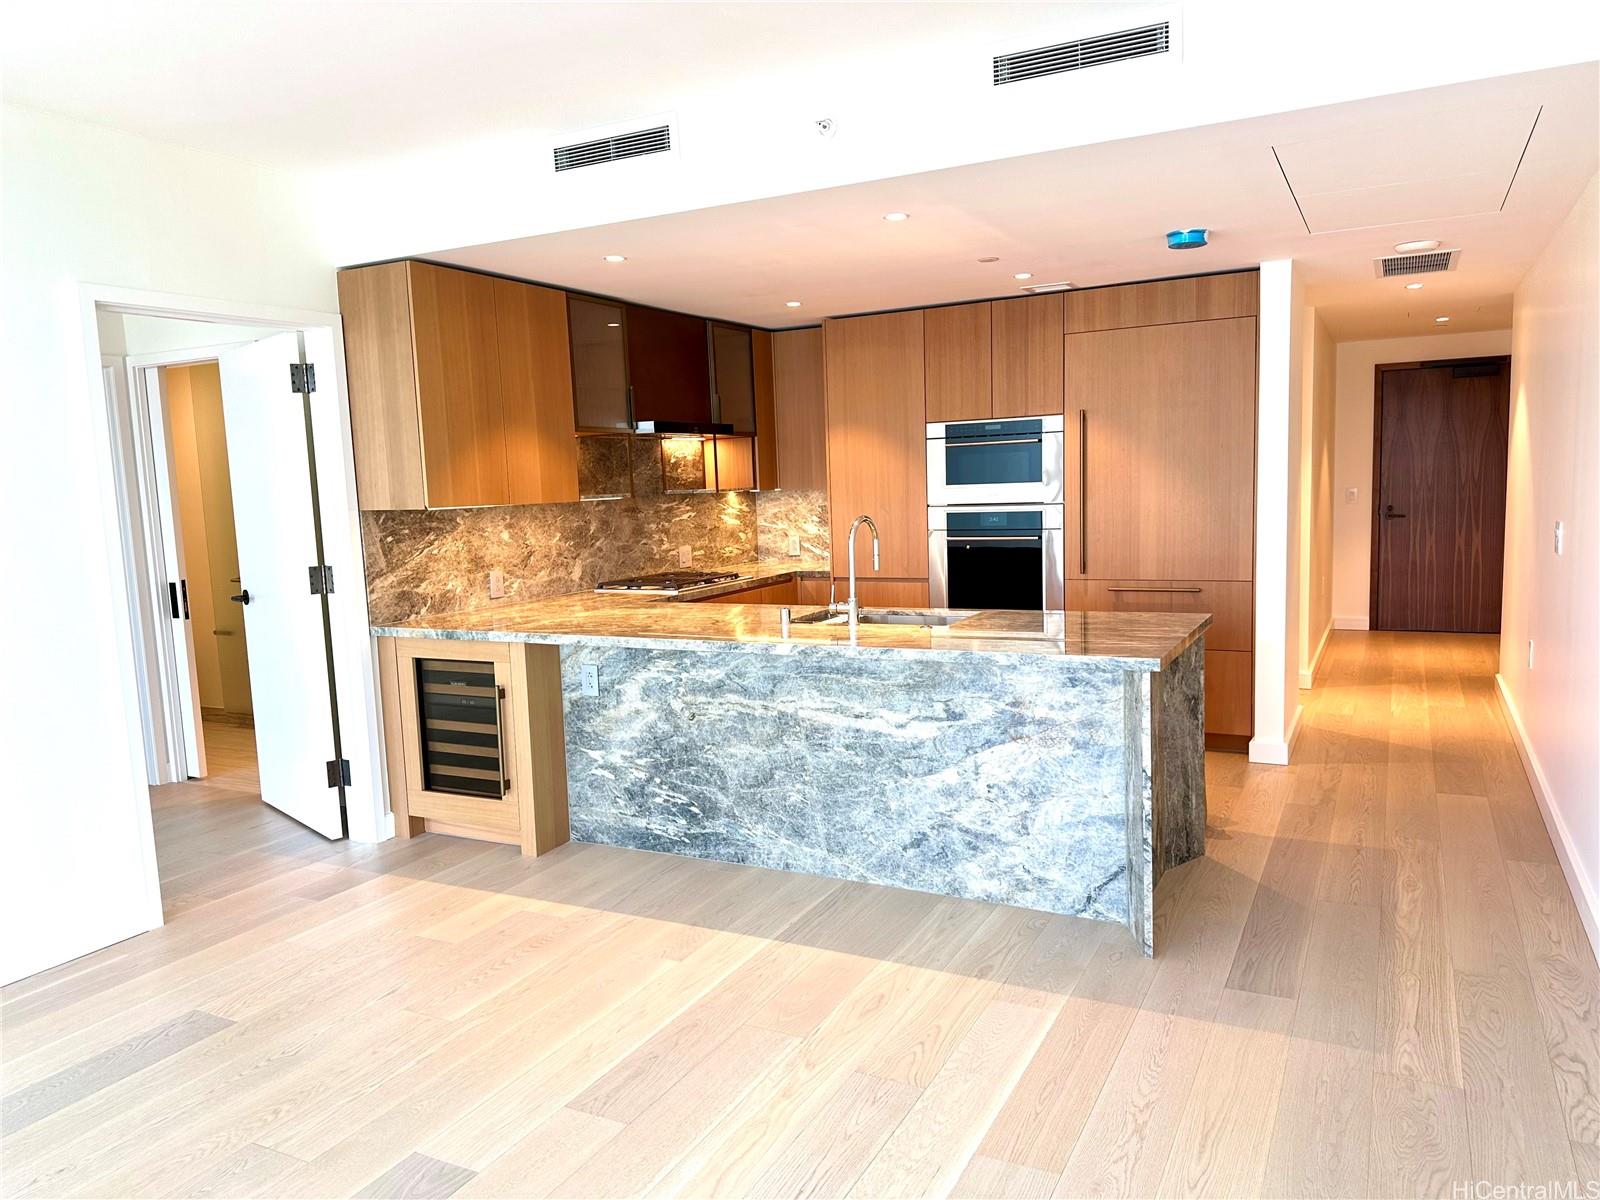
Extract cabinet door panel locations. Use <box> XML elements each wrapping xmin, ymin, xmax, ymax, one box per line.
<box><xmin>569</xmin><ymin>296</ymin><xmax>630</xmax><ymax>431</ymax></box>
<box><xmin>1067</xmin><ymin>579</ymin><xmax>1252</xmax><ymax>652</ymax></box>
<box><xmin>337</xmin><ymin>262</ymin><xmax>425</xmax><ymax>510</ymax></box>
<box><xmin>824</xmin><ymin>312</ymin><xmax>929</xmax><ymax>579</ymax></box>
<box><xmin>626</xmin><ymin>305</ymin><xmax>712</xmax><ymax>426</ymax></box>
<box><xmin>834</xmin><ymin>579</ymin><xmax>931</xmax><ymax>608</ymax></box>
<box><xmin>1065</xmin><ymin>272</ymin><xmax>1259</xmax><ymax>333</ymax></box>
<box><xmin>711</xmin><ymin>323</ymin><xmax>756</xmax><ymax>432</ymax></box>
<box><xmin>773</xmin><ymin>328</ymin><xmax>827</xmax><ymax>491</ymax></box>
<box><xmin>1067</xmin><ymin>317</ymin><xmax>1256</xmax><ymax>581</ymax></box>
<box><xmin>495</xmin><ymin>279</ymin><xmax>578</xmax><ymax>505</ymax></box>
<box><xmin>924</xmin><ymin>302</ymin><xmax>991</xmax><ymax>422</ymax></box>
<box><xmin>1203</xmin><ymin>649</ymin><xmax>1253</xmax><ymax>737</ymax></box>
<box><xmin>992</xmin><ymin>294</ymin><xmax>1064</xmax><ymax>417</ymax></box>
<box><xmin>409</xmin><ymin>262</ymin><xmax>508</xmax><ymax>507</ymax></box>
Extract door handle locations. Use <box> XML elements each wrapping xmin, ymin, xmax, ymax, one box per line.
<box><xmin>1383</xmin><ymin>504</ymin><xmax>1407</xmax><ymax>520</ymax></box>
<box><xmin>1077</xmin><ymin>409</ymin><xmax>1087</xmax><ymax>574</ymax></box>
<box><xmin>230</xmin><ymin>589</ymin><xmax>252</xmax><ymax>605</ymax></box>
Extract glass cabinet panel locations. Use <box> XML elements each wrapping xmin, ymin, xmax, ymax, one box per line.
<box><xmin>710</xmin><ymin>323</ymin><xmax>756</xmax><ymax>433</ymax></box>
<box><xmin>569</xmin><ymin>296</ymin><xmax>630</xmax><ymax>431</ymax></box>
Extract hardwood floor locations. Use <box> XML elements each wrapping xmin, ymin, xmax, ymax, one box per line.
<box><xmin>2</xmin><ymin>636</ymin><xmax>1595</xmax><ymax>1198</ymax></box>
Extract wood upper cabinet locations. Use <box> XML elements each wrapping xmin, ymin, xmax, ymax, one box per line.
<box><xmin>923</xmin><ymin>295</ymin><xmax>1063</xmax><ymax>422</ymax></box>
<box><xmin>924</xmin><ymin>302</ymin><xmax>991</xmax><ymax>422</ymax></box>
<box><xmin>337</xmin><ymin>260</ymin><xmax>578</xmax><ymax>510</ymax></box>
<box><xmin>823</xmin><ymin>311</ymin><xmax>928</xmax><ymax>579</ymax></box>
<box><xmin>494</xmin><ymin>278</ymin><xmax>579</xmax><ymax>505</ymax></box>
<box><xmin>1066</xmin><ymin>315</ymin><xmax>1257</xmax><ymax>582</ymax></box>
<box><xmin>991</xmin><ymin>294</ymin><xmax>1064</xmax><ymax>417</ymax></box>
<box><xmin>771</xmin><ymin>327</ymin><xmax>827</xmax><ymax>491</ymax></box>
<box><xmin>1065</xmin><ymin>270</ymin><xmax>1258</xmax><ymax>334</ymax></box>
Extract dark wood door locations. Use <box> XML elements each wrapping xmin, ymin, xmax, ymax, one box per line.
<box><xmin>1372</xmin><ymin>358</ymin><xmax>1510</xmax><ymax>633</ymax></box>
<box><xmin>625</xmin><ymin>305</ymin><xmax>711</xmax><ymax>426</ymax></box>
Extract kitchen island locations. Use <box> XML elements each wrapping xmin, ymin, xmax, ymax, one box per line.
<box><xmin>373</xmin><ymin>569</ymin><xmax>1207</xmax><ymax>954</ymax></box>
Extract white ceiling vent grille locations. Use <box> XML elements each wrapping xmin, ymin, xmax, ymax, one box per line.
<box><xmin>554</xmin><ymin>124</ymin><xmax>671</xmax><ymax>172</ymax></box>
<box><xmin>993</xmin><ymin>21</ymin><xmax>1170</xmax><ymax>85</ymax></box>
<box><xmin>1373</xmin><ymin>249</ymin><xmax>1461</xmax><ymax>278</ymax></box>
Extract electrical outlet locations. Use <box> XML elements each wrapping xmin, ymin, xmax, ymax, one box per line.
<box><xmin>788</xmin><ymin>533</ymin><xmax>802</xmax><ymax>557</ymax></box>
<box><xmin>488</xmin><ymin>569</ymin><xmax>506</xmax><ymax>599</ymax></box>
<box><xmin>677</xmin><ymin>545</ymin><xmax>693</xmax><ymax>567</ymax></box>
<box><xmin>1528</xmin><ymin>640</ymin><xmax>1535</xmax><ymax>670</ymax></box>
<box><xmin>1345</xmin><ymin>487</ymin><xmax>1359</xmax><ymax>504</ymax></box>
<box><xmin>1555</xmin><ymin>520</ymin><xmax>1564</xmax><ymax>556</ymax></box>
<box><xmin>581</xmin><ymin>663</ymin><xmax>600</xmax><ymax>697</ymax></box>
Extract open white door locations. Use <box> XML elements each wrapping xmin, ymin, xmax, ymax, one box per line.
<box><xmin>218</xmin><ymin>333</ymin><xmax>346</xmax><ymax>839</ymax></box>
<box><xmin>142</xmin><ymin>366</ymin><xmax>207</xmax><ymax>780</ymax></box>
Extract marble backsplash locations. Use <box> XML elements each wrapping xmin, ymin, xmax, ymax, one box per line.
<box><xmin>360</xmin><ymin>438</ymin><xmax>831</xmax><ymax>624</ymax></box>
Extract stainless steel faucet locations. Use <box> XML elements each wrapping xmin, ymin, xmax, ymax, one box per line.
<box><xmin>831</xmin><ymin>514</ymin><xmax>880</xmax><ymax>629</ymax></box>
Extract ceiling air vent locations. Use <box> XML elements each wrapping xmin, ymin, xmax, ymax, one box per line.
<box><xmin>554</xmin><ymin>124</ymin><xmax>671</xmax><ymax>173</ymax></box>
<box><xmin>993</xmin><ymin>21</ymin><xmax>1170</xmax><ymax>85</ymax></box>
<box><xmin>1374</xmin><ymin>249</ymin><xmax>1460</xmax><ymax>278</ymax></box>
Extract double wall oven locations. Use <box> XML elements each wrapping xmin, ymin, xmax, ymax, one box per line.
<box><xmin>927</xmin><ymin>416</ymin><xmax>1066</xmax><ymax>612</ymax></box>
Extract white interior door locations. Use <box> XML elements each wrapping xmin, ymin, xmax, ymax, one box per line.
<box><xmin>143</xmin><ymin>366</ymin><xmax>207</xmax><ymax>780</ymax></box>
<box><xmin>218</xmin><ymin>333</ymin><xmax>345</xmax><ymax>839</ymax></box>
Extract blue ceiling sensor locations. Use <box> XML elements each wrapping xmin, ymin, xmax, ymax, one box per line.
<box><xmin>1167</xmin><ymin>228</ymin><xmax>1208</xmax><ymax>250</ymax></box>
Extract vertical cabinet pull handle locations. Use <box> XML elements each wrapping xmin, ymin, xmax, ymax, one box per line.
<box><xmin>1078</xmin><ymin>409</ymin><xmax>1088</xmax><ymax>575</ymax></box>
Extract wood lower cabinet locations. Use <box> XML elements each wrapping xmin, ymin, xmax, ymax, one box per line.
<box><xmin>823</xmin><ymin>311</ymin><xmax>928</xmax><ymax>582</ymax></box>
<box><xmin>338</xmin><ymin>261</ymin><xmax>578</xmax><ymax>509</ymax></box>
<box><xmin>1202</xmin><ymin>650</ymin><xmax>1254</xmax><ymax>740</ymax></box>
<box><xmin>1067</xmin><ymin>579</ymin><xmax>1253</xmax><ymax>652</ymax></box>
<box><xmin>835</xmin><ymin>578</ymin><xmax>931</xmax><ymax>607</ymax></box>
<box><xmin>376</xmin><ymin>636</ymin><xmax>569</xmax><ymax>854</ymax></box>
<box><xmin>693</xmin><ymin>578</ymin><xmax>801</xmax><ymax>605</ymax></box>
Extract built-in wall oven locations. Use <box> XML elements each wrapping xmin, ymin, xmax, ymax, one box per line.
<box><xmin>929</xmin><ymin>505</ymin><xmax>1065</xmax><ymax>611</ymax></box>
<box><xmin>926</xmin><ymin>415</ymin><xmax>1065</xmax><ymax>507</ymax></box>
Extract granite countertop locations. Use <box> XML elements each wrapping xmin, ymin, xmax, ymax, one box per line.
<box><xmin>371</xmin><ymin>558</ymin><xmax>1210</xmax><ymax>669</ymax></box>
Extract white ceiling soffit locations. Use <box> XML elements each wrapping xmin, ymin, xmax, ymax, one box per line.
<box><xmin>1273</xmin><ymin>105</ymin><xmax>1541</xmax><ymax>234</ymax></box>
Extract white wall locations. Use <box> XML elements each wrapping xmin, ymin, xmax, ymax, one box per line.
<box><xmin>1499</xmin><ymin>173</ymin><xmax>1599</xmax><ymax>950</ymax></box>
<box><xmin>1252</xmin><ymin>260</ymin><xmax>1308</xmax><ymax>763</ymax></box>
<box><xmin>1301</xmin><ymin>314</ymin><xmax>1337</xmax><ymax>685</ymax></box>
<box><xmin>1330</xmin><ymin>328</ymin><xmax>1514</xmax><ymax>626</ymax></box>
<box><xmin>0</xmin><ymin>104</ymin><xmax>336</xmax><ymax>985</ymax></box>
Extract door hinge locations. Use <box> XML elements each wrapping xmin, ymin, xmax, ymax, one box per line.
<box><xmin>289</xmin><ymin>362</ymin><xmax>317</xmax><ymax>394</ymax></box>
<box><xmin>326</xmin><ymin>758</ymin><xmax>351</xmax><ymax>788</ymax></box>
<box><xmin>308</xmin><ymin>564</ymin><xmax>335</xmax><ymax>595</ymax></box>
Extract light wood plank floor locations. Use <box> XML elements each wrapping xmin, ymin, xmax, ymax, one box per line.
<box><xmin>3</xmin><ymin>635</ymin><xmax>1595</xmax><ymax>1198</ymax></box>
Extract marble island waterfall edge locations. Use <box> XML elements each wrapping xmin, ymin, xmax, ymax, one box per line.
<box><xmin>556</xmin><ymin>637</ymin><xmax>1205</xmax><ymax>954</ymax></box>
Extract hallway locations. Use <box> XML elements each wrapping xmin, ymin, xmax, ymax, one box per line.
<box><xmin>1</xmin><ymin>633</ymin><xmax>1595</xmax><ymax>1198</ymax></box>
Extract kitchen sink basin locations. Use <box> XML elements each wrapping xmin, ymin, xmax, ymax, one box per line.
<box><xmin>786</xmin><ymin>607</ymin><xmax>975</xmax><ymax>628</ymax></box>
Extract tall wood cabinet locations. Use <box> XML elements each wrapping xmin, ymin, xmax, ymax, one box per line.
<box><xmin>771</xmin><ymin>328</ymin><xmax>827</xmax><ymax>491</ymax></box>
<box><xmin>1064</xmin><ymin>270</ymin><xmax>1259</xmax><ymax>745</ymax></box>
<box><xmin>338</xmin><ymin>261</ymin><xmax>578</xmax><ymax>509</ymax></box>
<box><xmin>823</xmin><ymin>310</ymin><xmax>928</xmax><ymax>582</ymax></box>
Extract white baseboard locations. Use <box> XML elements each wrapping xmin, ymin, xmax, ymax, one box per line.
<box><xmin>1494</xmin><ymin>674</ymin><xmax>1599</xmax><ymax>958</ymax></box>
<box><xmin>1299</xmin><ymin>622</ymin><xmax>1333</xmax><ymax>690</ymax></box>
<box><xmin>1333</xmin><ymin>615</ymin><xmax>1370</xmax><ymax>630</ymax></box>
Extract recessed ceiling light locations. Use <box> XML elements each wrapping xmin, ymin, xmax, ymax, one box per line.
<box><xmin>1012</xmin><ymin>272</ymin><xmax>1033</xmax><ymax>281</ymax></box>
<box><xmin>1434</xmin><ymin>316</ymin><xmax>1451</xmax><ymax>323</ymax></box>
<box><xmin>882</xmin><ymin>212</ymin><xmax>909</xmax><ymax>222</ymax></box>
<box><xmin>601</xmin><ymin>254</ymin><xmax>626</xmax><ymax>263</ymax></box>
<box><xmin>1405</xmin><ymin>282</ymin><xmax>1424</xmax><ymax>290</ymax></box>
<box><xmin>785</xmin><ymin>301</ymin><xmax>802</xmax><ymax>308</ymax></box>
<box><xmin>1395</xmin><ymin>239</ymin><xmax>1441</xmax><ymax>253</ymax></box>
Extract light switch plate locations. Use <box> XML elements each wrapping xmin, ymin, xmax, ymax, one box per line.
<box><xmin>581</xmin><ymin>663</ymin><xmax>600</xmax><ymax>697</ymax></box>
<box><xmin>1554</xmin><ymin>521</ymin><xmax>1564</xmax><ymax>555</ymax></box>
<box><xmin>788</xmin><ymin>534</ymin><xmax>802</xmax><ymax>557</ymax></box>
<box><xmin>488</xmin><ymin>569</ymin><xmax>506</xmax><ymax>599</ymax></box>
<box><xmin>1528</xmin><ymin>640</ymin><xmax>1535</xmax><ymax>670</ymax></box>
<box><xmin>677</xmin><ymin>545</ymin><xmax>693</xmax><ymax>567</ymax></box>
<box><xmin>1345</xmin><ymin>487</ymin><xmax>1359</xmax><ymax>504</ymax></box>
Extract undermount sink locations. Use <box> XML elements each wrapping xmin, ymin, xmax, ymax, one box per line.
<box><xmin>787</xmin><ymin>608</ymin><xmax>975</xmax><ymax>628</ymax></box>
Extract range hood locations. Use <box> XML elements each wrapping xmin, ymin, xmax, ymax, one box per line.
<box><xmin>632</xmin><ymin>419</ymin><xmax>736</xmax><ymax>436</ymax></box>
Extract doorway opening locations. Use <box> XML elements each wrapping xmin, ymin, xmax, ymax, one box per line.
<box><xmin>90</xmin><ymin>294</ymin><xmax>390</xmax><ymax>941</ymax></box>
<box><xmin>1369</xmin><ymin>355</ymin><xmax>1511</xmax><ymax>633</ymax></box>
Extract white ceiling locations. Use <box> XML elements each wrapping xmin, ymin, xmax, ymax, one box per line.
<box><xmin>0</xmin><ymin>1</ymin><xmax>1143</xmax><ymax>168</ymax></box>
<box><xmin>426</xmin><ymin>64</ymin><xmax>1596</xmax><ymax>339</ymax></box>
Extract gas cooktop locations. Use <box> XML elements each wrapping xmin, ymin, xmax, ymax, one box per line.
<box><xmin>595</xmin><ymin>570</ymin><xmax>743</xmax><ymax>595</ymax></box>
